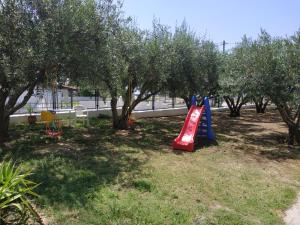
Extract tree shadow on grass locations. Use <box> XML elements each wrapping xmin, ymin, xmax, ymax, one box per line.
<box><xmin>228</xmin><ymin>127</ymin><xmax>300</xmax><ymax>161</ymax></box>
<box><xmin>217</xmin><ymin>108</ymin><xmax>281</xmax><ymax>123</ymax></box>
<box><xmin>213</xmin><ymin>113</ymin><xmax>267</xmax><ymax>137</ymax></box>
<box><xmin>236</xmin><ymin>108</ymin><xmax>282</xmax><ymax>124</ymax></box>
<box><xmin>1</xmin><ymin>116</ymin><xmax>184</xmax><ymax>209</ymax></box>
<box><xmin>197</xmin><ymin>138</ymin><xmax>219</xmax><ymax>149</ymax></box>
<box><xmin>100</xmin><ymin>116</ymin><xmax>184</xmax><ymax>152</ymax></box>
<box><xmin>2</xmin><ymin>109</ymin><xmax>297</xmax><ymax>209</ymax></box>
<box><xmin>212</xmin><ymin>109</ymin><xmax>300</xmax><ymax>161</ymax></box>
<box><xmin>218</xmin><ymin>131</ymin><xmax>300</xmax><ymax>161</ymax></box>
<box><xmin>1</xmin><ymin>123</ymin><xmax>158</xmax><ymax>209</ymax></box>
<box><xmin>260</xmin><ymin>146</ymin><xmax>300</xmax><ymax>161</ymax></box>
<box><xmin>29</xmin><ymin>145</ymin><xmax>145</xmax><ymax>208</ymax></box>
<box><xmin>242</xmin><ymin>132</ymin><xmax>287</xmax><ymax>147</ymax></box>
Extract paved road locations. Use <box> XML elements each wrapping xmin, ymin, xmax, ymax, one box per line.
<box><xmin>284</xmin><ymin>194</ymin><xmax>300</xmax><ymax>225</ymax></box>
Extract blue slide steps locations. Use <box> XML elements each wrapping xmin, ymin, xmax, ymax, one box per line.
<box><xmin>192</xmin><ymin>96</ymin><xmax>215</xmax><ymax>140</ymax></box>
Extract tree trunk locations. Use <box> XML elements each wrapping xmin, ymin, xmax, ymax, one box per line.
<box><xmin>115</xmin><ymin>94</ymin><xmax>141</xmax><ymax>130</ymax></box>
<box><xmin>229</xmin><ymin>109</ymin><xmax>240</xmax><ymax>117</ymax></box>
<box><xmin>110</xmin><ymin>101</ymin><xmax>129</xmax><ymax>130</ymax></box>
<box><xmin>296</xmin><ymin>129</ymin><xmax>300</xmax><ymax>144</ymax></box>
<box><xmin>183</xmin><ymin>96</ymin><xmax>192</xmax><ymax>110</ymax></box>
<box><xmin>105</xmin><ymin>71</ymin><xmax>160</xmax><ymax>130</ymax></box>
<box><xmin>0</xmin><ymin>115</ymin><xmax>10</xmax><ymax>143</ymax></box>
<box><xmin>287</xmin><ymin>125</ymin><xmax>300</xmax><ymax>145</ymax></box>
<box><xmin>254</xmin><ymin>98</ymin><xmax>269</xmax><ymax>114</ymax></box>
<box><xmin>116</xmin><ymin>116</ymin><xmax>129</xmax><ymax>130</ymax></box>
<box><xmin>255</xmin><ymin>103</ymin><xmax>264</xmax><ymax>113</ymax></box>
<box><xmin>110</xmin><ymin>94</ymin><xmax>134</xmax><ymax>130</ymax></box>
<box><xmin>223</xmin><ymin>96</ymin><xmax>244</xmax><ymax>117</ymax></box>
<box><xmin>182</xmin><ymin>94</ymin><xmax>197</xmax><ymax>110</ymax></box>
<box><xmin>276</xmin><ymin>103</ymin><xmax>300</xmax><ymax>145</ymax></box>
<box><xmin>110</xmin><ymin>97</ymin><xmax>120</xmax><ymax>129</ymax></box>
<box><xmin>288</xmin><ymin>125</ymin><xmax>296</xmax><ymax>145</ymax></box>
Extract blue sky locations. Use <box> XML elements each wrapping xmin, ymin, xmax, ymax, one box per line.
<box><xmin>122</xmin><ymin>0</ymin><xmax>300</xmax><ymax>45</ymax></box>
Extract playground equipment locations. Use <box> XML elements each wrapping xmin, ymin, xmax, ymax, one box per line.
<box><xmin>74</xmin><ymin>105</ymin><xmax>89</xmax><ymax>126</ymax></box>
<box><xmin>172</xmin><ymin>96</ymin><xmax>214</xmax><ymax>152</ymax></box>
<box><xmin>40</xmin><ymin>111</ymin><xmax>62</xmax><ymax>137</ymax></box>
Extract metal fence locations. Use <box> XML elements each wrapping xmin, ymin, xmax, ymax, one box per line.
<box><xmin>14</xmin><ymin>94</ymin><xmax>225</xmax><ymax>114</ymax></box>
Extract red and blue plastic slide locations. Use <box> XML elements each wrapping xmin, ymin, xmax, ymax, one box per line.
<box><xmin>172</xmin><ymin>96</ymin><xmax>214</xmax><ymax>152</ymax></box>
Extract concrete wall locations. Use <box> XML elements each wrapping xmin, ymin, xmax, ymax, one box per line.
<box><xmin>132</xmin><ymin>108</ymin><xmax>188</xmax><ymax>119</ymax></box>
<box><xmin>86</xmin><ymin>107</ymin><xmax>189</xmax><ymax>119</ymax></box>
<box><xmin>9</xmin><ymin>105</ymin><xmax>255</xmax><ymax>125</ymax></box>
<box><xmin>9</xmin><ymin>107</ymin><xmax>188</xmax><ymax>125</ymax></box>
<box><xmin>10</xmin><ymin>111</ymin><xmax>76</xmax><ymax>125</ymax></box>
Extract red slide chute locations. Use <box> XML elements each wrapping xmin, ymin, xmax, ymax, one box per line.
<box><xmin>172</xmin><ymin>105</ymin><xmax>205</xmax><ymax>152</ymax></box>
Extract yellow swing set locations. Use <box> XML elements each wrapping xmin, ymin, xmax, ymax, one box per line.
<box><xmin>40</xmin><ymin>69</ymin><xmax>63</xmax><ymax>137</ymax></box>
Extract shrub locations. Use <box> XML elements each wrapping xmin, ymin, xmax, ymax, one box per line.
<box><xmin>0</xmin><ymin>161</ymin><xmax>40</xmax><ymax>224</ymax></box>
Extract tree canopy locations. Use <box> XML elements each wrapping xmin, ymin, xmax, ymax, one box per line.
<box><xmin>218</xmin><ymin>36</ymin><xmax>252</xmax><ymax>116</ymax></box>
<box><xmin>167</xmin><ymin>21</ymin><xmax>219</xmax><ymax>109</ymax></box>
<box><xmin>0</xmin><ymin>0</ymin><xmax>110</xmax><ymax>141</ymax></box>
<box><xmin>87</xmin><ymin>19</ymin><xmax>173</xmax><ymax>129</ymax></box>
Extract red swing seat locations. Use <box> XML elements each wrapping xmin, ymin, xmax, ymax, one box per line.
<box><xmin>41</xmin><ymin>112</ymin><xmax>63</xmax><ymax>138</ymax></box>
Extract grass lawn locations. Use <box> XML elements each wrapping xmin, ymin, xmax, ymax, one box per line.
<box><xmin>1</xmin><ymin>109</ymin><xmax>300</xmax><ymax>225</ymax></box>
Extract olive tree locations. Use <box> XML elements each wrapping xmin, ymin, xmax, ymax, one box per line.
<box><xmin>82</xmin><ymin>3</ymin><xmax>173</xmax><ymax>129</ymax></box>
<box><xmin>244</xmin><ymin>30</ymin><xmax>300</xmax><ymax>144</ymax></box>
<box><xmin>219</xmin><ymin>37</ymin><xmax>252</xmax><ymax>117</ymax></box>
<box><xmin>247</xmin><ymin>30</ymin><xmax>274</xmax><ymax>113</ymax></box>
<box><xmin>0</xmin><ymin>0</ymin><xmax>99</xmax><ymax>142</ymax></box>
<box><xmin>167</xmin><ymin>22</ymin><xmax>218</xmax><ymax>109</ymax></box>
<box><xmin>266</xmin><ymin>33</ymin><xmax>300</xmax><ymax>145</ymax></box>
<box><xmin>0</xmin><ymin>0</ymin><xmax>45</xmax><ymax>142</ymax></box>
<box><xmin>101</xmin><ymin>22</ymin><xmax>172</xmax><ymax>129</ymax></box>
<box><xmin>221</xmin><ymin>30</ymin><xmax>300</xmax><ymax>144</ymax></box>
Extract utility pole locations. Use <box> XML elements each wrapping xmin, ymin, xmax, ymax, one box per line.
<box><xmin>218</xmin><ymin>40</ymin><xmax>227</xmax><ymax>108</ymax></box>
<box><xmin>172</xmin><ymin>97</ymin><xmax>175</xmax><ymax>108</ymax></box>
<box><xmin>70</xmin><ymin>90</ymin><xmax>73</xmax><ymax>109</ymax></box>
<box><xmin>95</xmin><ymin>89</ymin><xmax>99</xmax><ymax>110</ymax></box>
<box><xmin>152</xmin><ymin>95</ymin><xmax>155</xmax><ymax>110</ymax></box>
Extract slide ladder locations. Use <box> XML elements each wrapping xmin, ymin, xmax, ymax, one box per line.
<box><xmin>197</xmin><ymin>97</ymin><xmax>215</xmax><ymax>140</ymax></box>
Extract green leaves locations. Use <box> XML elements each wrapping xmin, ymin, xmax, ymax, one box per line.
<box><xmin>0</xmin><ymin>160</ymin><xmax>39</xmax><ymax>224</ymax></box>
<box><xmin>0</xmin><ymin>0</ymin><xmax>112</xmax><ymax>139</ymax></box>
<box><xmin>220</xmin><ymin>28</ymin><xmax>300</xmax><ymax>107</ymax></box>
<box><xmin>219</xmin><ymin>35</ymin><xmax>252</xmax><ymax>100</ymax></box>
<box><xmin>167</xmin><ymin>21</ymin><xmax>219</xmax><ymax>107</ymax></box>
<box><xmin>219</xmin><ymin>28</ymin><xmax>300</xmax><ymax>131</ymax></box>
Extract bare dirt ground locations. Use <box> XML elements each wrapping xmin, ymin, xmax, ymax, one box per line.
<box><xmin>211</xmin><ymin>108</ymin><xmax>299</xmax><ymax>161</ymax></box>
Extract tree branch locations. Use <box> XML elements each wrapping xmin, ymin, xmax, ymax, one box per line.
<box><xmin>235</xmin><ymin>95</ymin><xmax>241</xmax><ymax>109</ymax></box>
<box><xmin>8</xmin><ymin>80</ymin><xmax>38</xmax><ymax>116</ymax></box>
<box><xmin>5</xmin><ymin>69</ymin><xmax>45</xmax><ymax>116</ymax></box>
<box><xmin>223</xmin><ymin>96</ymin><xmax>233</xmax><ymax>111</ymax></box>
